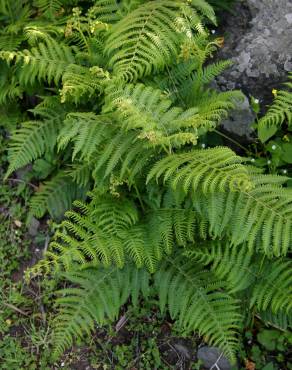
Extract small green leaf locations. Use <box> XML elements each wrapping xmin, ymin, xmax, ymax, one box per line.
<box><xmin>281</xmin><ymin>143</ymin><xmax>292</xmax><ymax>163</ymax></box>
<box><xmin>258</xmin><ymin>124</ymin><xmax>278</xmax><ymax>143</ymax></box>
<box><xmin>262</xmin><ymin>362</ymin><xmax>276</xmax><ymax>370</ymax></box>
<box><xmin>257</xmin><ymin>329</ymin><xmax>279</xmax><ymax>351</ymax></box>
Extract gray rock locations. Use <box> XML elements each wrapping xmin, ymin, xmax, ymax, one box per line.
<box><xmin>221</xmin><ymin>94</ymin><xmax>255</xmax><ymax>139</ymax></box>
<box><xmin>197</xmin><ymin>346</ymin><xmax>234</xmax><ymax>370</ymax></box>
<box><xmin>173</xmin><ymin>342</ymin><xmax>192</xmax><ymax>360</ymax></box>
<box><xmin>216</xmin><ymin>0</ymin><xmax>292</xmax><ymax>100</ymax></box>
<box><xmin>28</xmin><ymin>216</ymin><xmax>40</xmax><ymax>236</ymax></box>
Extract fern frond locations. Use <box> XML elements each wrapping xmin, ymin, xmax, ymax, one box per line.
<box><xmin>0</xmin><ymin>63</ymin><xmax>22</xmax><ymax>103</ymax></box>
<box><xmin>258</xmin><ymin>309</ymin><xmax>292</xmax><ymax>330</ymax></box>
<box><xmin>24</xmin><ymin>24</ymin><xmax>63</xmax><ymax>45</ymax></box>
<box><xmin>258</xmin><ymin>73</ymin><xmax>292</xmax><ymax>142</ymax></box>
<box><xmin>181</xmin><ymin>60</ymin><xmax>233</xmax><ymax>99</ymax></box>
<box><xmin>251</xmin><ymin>259</ymin><xmax>292</xmax><ymax>313</ymax></box>
<box><xmin>52</xmin><ymin>265</ymin><xmax>150</xmax><ymax>359</ymax></box>
<box><xmin>106</xmin><ymin>83</ymin><xmax>227</xmax><ymax>147</ymax></box>
<box><xmin>155</xmin><ymin>255</ymin><xmax>241</xmax><ymax>361</ymax></box>
<box><xmin>38</xmin><ymin>197</ymin><xmax>198</xmax><ymax>273</ymax></box>
<box><xmin>58</xmin><ymin>112</ymin><xmax>113</xmax><ymax>160</ymax></box>
<box><xmin>0</xmin><ymin>34</ymin><xmax>23</xmax><ymax>51</ymax></box>
<box><xmin>0</xmin><ymin>39</ymin><xmax>76</xmax><ymax>85</ymax></box>
<box><xmin>88</xmin><ymin>0</ymin><xmax>143</xmax><ymax>23</ymax></box>
<box><xmin>57</xmin><ymin>109</ymin><xmax>152</xmax><ymax>185</ymax></box>
<box><xmin>147</xmin><ymin>147</ymin><xmax>252</xmax><ymax>193</ymax></box>
<box><xmin>60</xmin><ymin>65</ymin><xmax>109</xmax><ymax>103</ymax></box>
<box><xmin>60</xmin><ymin>83</ymin><xmax>243</xmax><ymax>184</ymax></box>
<box><xmin>0</xmin><ymin>1</ymin><xmax>32</xmax><ymax>32</ymax></box>
<box><xmin>5</xmin><ymin>99</ymin><xmax>66</xmax><ymax>177</ymax></box>
<box><xmin>66</xmin><ymin>161</ymin><xmax>94</xmax><ymax>187</ymax></box>
<box><xmin>29</xmin><ymin>172</ymin><xmax>87</xmax><ymax>219</ymax></box>
<box><xmin>34</xmin><ymin>0</ymin><xmax>63</xmax><ymax>18</ymax></box>
<box><xmin>191</xmin><ymin>175</ymin><xmax>292</xmax><ymax>256</ymax></box>
<box><xmin>105</xmin><ymin>1</ymin><xmax>197</xmax><ymax>81</ymax></box>
<box><xmin>189</xmin><ymin>0</ymin><xmax>216</xmax><ymax>24</ymax></box>
<box><xmin>47</xmin><ymin>195</ymin><xmax>139</xmax><ymax>269</ymax></box>
<box><xmin>185</xmin><ymin>242</ymin><xmax>254</xmax><ymax>293</ymax></box>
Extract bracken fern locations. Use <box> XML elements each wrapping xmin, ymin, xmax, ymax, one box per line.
<box><xmin>1</xmin><ymin>0</ymin><xmax>291</xmax><ymax>363</ymax></box>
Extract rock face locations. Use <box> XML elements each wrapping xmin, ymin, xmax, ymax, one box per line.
<box><xmin>217</xmin><ymin>0</ymin><xmax>292</xmax><ymax>100</ymax></box>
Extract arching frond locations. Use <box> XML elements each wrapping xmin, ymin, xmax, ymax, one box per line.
<box><xmin>88</xmin><ymin>0</ymin><xmax>143</xmax><ymax>23</ymax></box>
<box><xmin>105</xmin><ymin>83</ymin><xmax>237</xmax><ymax>150</ymax></box>
<box><xmin>147</xmin><ymin>147</ymin><xmax>252</xmax><ymax>193</ymax></box>
<box><xmin>185</xmin><ymin>241</ymin><xmax>255</xmax><ymax>293</ymax></box>
<box><xmin>66</xmin><ymin>161</ymin><xmax>94</xmax><ymax>188</ymax></box>
<box><xmin>189</xmin><ymin>0</ymin><xmax>216</xmax><ymax>24</ymax></box>
<box><xmin>29</xmin><ymin>172</ymin><xmax>87</xmax><ymax>219</ymax></box>
<box><xmin>251</xmin><ymin>260</ymin><xmax>292</xmax><ymax>314</ymax></box>
<box><xmin>52</xmin><ymin>265</ymin><xmax>150</xmax><ymax>359</ymax></box>
<box><xmin>24</xmin><ymin>24</ymin><xmax>63</xmax><ymax>45</ymax></box>
<box><xmin>5</xmin><ymin>98</ymin><xmax>67</xmax><ymax>177</ymax></box>
<box><xmin>0</xmin><ymin>39</ymin><xmax>76</xmax><ymax>85</ymax></box>
<box><xmin>104</xmin><ymin>1</ymin><xmax>199</xmax><ymax>81</ymax></box>
<box><xmin>155</xmin><ymin>256</ymin><xmax>241</xmax><ymax>362</ymax></box>
<box><xmin>33</xmin><ymin>197</ymin><xmax>198</xmax><ymax>274</ymax></box>
<box><xmin>191</xmin><ymin>175</ymin><xmax>292</xmax><ymax>256</ymax></box>
<box><xmin>258</xmin><ymin>309</ymin><xmax>292</xmax><ymax>330</ymax></box>
<box><xmin>0</xmin><ymin>34</ymin><xmax>23</xmax><ymax>51</ymax></box>
<box><xmin>0</xmin><ymin>63</ymin><xmax>22</xmax><ymax>103</ymax></box>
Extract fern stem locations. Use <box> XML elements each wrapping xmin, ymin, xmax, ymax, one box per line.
<box><xmin>214</xmin><ymin>129</ymin><xmax>249</xmax><ymax>153</ymax></box>
<box><xmin>134</xmin><ymin>184</ymin><xmax>145</xmax><ymax>212</ymax></box>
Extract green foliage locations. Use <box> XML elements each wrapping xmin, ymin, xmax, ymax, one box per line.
<box><xmin>5</xmin><ymin>97</ymin><xmax>67</xmax><ymax>178</ymax></box>
<box><xmin>155</xmin><ymin>256</ymin><xmax>241</xmax><ymax>359</ymax></box>
<box><xmin>147</xmin><ymin>147</ymin><xmax>251</xmax><ymax>193</ymax></box>
<box><xmin>0</xmin><ymin>0</ymin><xmax>291</xmax><ymax>365</ymax></box>
<box><xmin>52</xmin><ymin>257</ymin><xmax>240</xmax><ymax>361</ymax></box>
<box><xmin>243</xmin><ymin>327</ymin><xmax>292</xmax><ymax>369</ymax></box>
<box><xmin>52</xmin><ymin>266</ymin><xmax>150</xmax><ymax>358</ymax></box>
<box><xmin>0</xmin><ymin>336</ymin><xmax>37</xmax><ymax>370</ymax></box>
<box><xmin>29</xmin><ymin>172</ymin><xmax>88</xmax><ymax>219</ymax></box>
<box><xmin>258</xmin><ymin>73</ymin><xmax>292</xmax><ymax>142</ymax></box>
<box><xmin>0</xmin><ymin>39</ymin><xmax>76</xmax><ymax>86</ymax></box>
<box><xmin>187</xmin><ymin>243</ymin><xmax>292</xmax><ymax>313</ymax></box>
<box><xmin>104</xmin><ymin>1</ymin><xmax>215</xmax><ymax>82</ymax></box>
<box><xmin>191</xmin><ymin>176</ymin><xmax>292</xmax><ymax>256</ymax></box>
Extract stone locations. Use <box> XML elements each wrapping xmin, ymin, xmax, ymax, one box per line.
<box><xmin>285</xmin><ymin>13</ymin><xmax>292</xmax><ymax>24</ymax></box>
<box><xmin>216</xmin><ymin>0</ymin><xmax>292</xmax><ymax>102</ymax></box>
<box><xmin>28</xmin><ymin>216</ymin><xmax>40</xmax><ymax>237</ymax></box>
<box><xmin>173</xmin><ymin>342</ymin><xmax>192</xmax><ymax>360</ymax></box>
<box><xmin>221</xmin><ymin>94</ymin><xmax>255</xmax><ymax>139</ymax></box>
<box><xmin>197</xmin><ymin>346</ymin><xmax>234</xmax><ymax>370</ymax></box>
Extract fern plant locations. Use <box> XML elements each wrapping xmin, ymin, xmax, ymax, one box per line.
<box><xmin>1</xmin><ymin>0</ymin><xmax>292</xmax><ymax>364</ymax></box>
